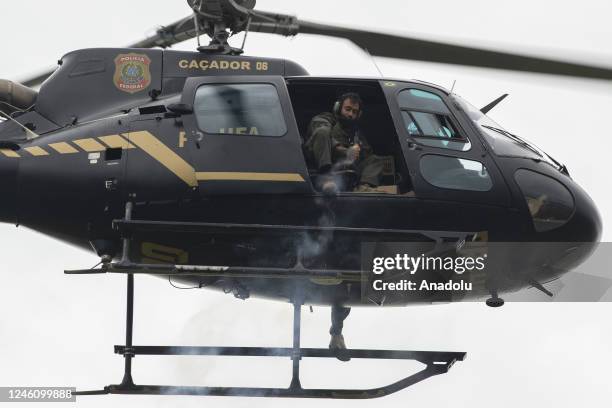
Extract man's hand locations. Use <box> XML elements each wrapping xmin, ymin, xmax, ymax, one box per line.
<box><xmin>347</xmin><ymin>144</ymin><xmax>361</xmax><ymax>162</ymax></box>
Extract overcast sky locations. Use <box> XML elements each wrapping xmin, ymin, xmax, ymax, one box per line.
<box><xmin>1</xmin><ymin>1</ymin><xmax>611</xmax><ymax>407</ymax></box>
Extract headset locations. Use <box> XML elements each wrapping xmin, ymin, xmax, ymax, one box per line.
<box><xmin>333</xmin><ymin>92</ymin><xmax>363</xmax><ymax>119</ymax></box>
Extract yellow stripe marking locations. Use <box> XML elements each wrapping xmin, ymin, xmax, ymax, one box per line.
<box><xmin>24</xmin><ymin>146</ymin><xmax>50</xmax><ymax>156</ymax></box>
<box><xmin>49</xmin><ymin>142</ymin><xmax>79</xmax><ymax>154</ymax></box>
<box><xmin>73</xmin><ymin>138</ymin><xmax>106</xmax><ymax>152</ymax></box>
<box><xmin>196</xmin><ymin>172</ymin><xmax>305</xmax><ymax>182</ymax></box>
<box><xmin>0</xmin><ymin>149</ymin><xmax>20</xmax><ymax>158</ymax></box>
<box><xmin>129</xmin><ymin>131</ymin><xmax>197</xmax><ymax>187</ymax></box>
<box><xmin>99</xmin><ymin>134</ymin><xmax>136</xmax><ymax>149</ymax></box>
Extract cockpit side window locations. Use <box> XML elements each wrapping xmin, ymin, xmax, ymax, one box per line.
<box><xmin>397</xmin><ymin>89</ymin><xmax>471</xmax><ymax>152</ymax></box>
<box><xmin>420</xmin><ymin>154</ymin><xmax>493</xmax><ymax>192</ymax></box>
<box><xmin>194</xmin><ymin>83</ymin><xmax>287</xmax><ymax>137</ymax></box>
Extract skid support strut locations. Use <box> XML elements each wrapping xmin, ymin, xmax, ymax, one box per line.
<box><xmin>119</xmin><ymin>273</ymin><xmax>135</xmax><ymax>387</ymax></box>
<box><xmin>290</xmin><ymin>299</ymin><xmax>303</xmax><ymax>390</ymax></box>
<box><xmin>120</xmin><ymin>202</ymin><xmax>134</xmax><ymax>388</ymax></box>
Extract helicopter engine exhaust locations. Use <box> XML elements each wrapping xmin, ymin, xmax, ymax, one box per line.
<box><xmin>0</xmin><ymin>80</ymin><xmax>37</xmax><ymax>115</ymax></box>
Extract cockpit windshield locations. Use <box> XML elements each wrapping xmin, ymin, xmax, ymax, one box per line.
<box><xmin>452</xmin><ymin>94</ymin><xmax>561</xmax><ymax>169</ymax></box>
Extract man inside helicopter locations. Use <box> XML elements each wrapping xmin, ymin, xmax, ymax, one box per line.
<box><xmin>303</xmin><ymin>92</ymin><xmax>385</xmax><ymax>195</ymax></box>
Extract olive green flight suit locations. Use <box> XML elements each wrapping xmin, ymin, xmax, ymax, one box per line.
<box><xmin>304</xmin><ymin>113</ymin><xmax>384</xmax><ymax>187</ymax></box>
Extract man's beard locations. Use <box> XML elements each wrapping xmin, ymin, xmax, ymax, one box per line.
<box><xmin>338</xmin><ymin>115</ymin><xmax>358</xmax><ymax>129</ymax></box>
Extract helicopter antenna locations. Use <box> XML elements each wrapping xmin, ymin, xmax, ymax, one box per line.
<box><xmin>240</xmin><ymin>16</ymin><xmax>252</xmax><ymax>51</ymax></box>
<box><xmin>193</xmin><ymin>14</ymin><xmax>201</xmax><ymax>47</ymax></box>
<box><xmin>450</xmin><ymin>80</ymin><xmax>457</xmax><ymax>93</ymax></box>
<box><xmin>364</xmin><ymin>48</ymin><xmax>384</xmax><ymax>78</ymax></box>
<box><xmin>192</xmin><ymin>0</ymin><xmax>203</xmax><ymax>47</ymax></box>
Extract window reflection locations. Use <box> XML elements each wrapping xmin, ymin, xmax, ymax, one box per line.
<box><xmin>398</xmin><ymin>89</ymin><xmax>470</xmax><ymax>152</ymax></box>
<box><xmin>420</xmin><ymin>155</ymin><xmax>492</xmax><ymax>191</ymax></box>
<box><xmin>398</xmin><ymin>89</ymin><xmax>450</xmax><ymax>114</ymax></box>
<box><xmin>195</xmin><ymin>83</ymin><xmax>287</xmax><ymax>137</ymax></box>
<box><xmin>514</xmin><ymin>169</ymin><xmax>574</xmax><ymax>232</ymax></box>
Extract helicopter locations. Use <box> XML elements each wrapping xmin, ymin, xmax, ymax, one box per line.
<box><xmin>0</xmin><ymin>0</ymin><xmax>607</xmax><ymax>400</ymax></box>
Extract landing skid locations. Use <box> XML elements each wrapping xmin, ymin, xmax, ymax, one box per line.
<box><xmin>74</xmin><ymin>291</ymin><xmax>465</xmax><ymax>399</ymax></box>
<box><xmin>69</xmin><ymin>202</ymin><xmax>467</xmax><ymax>399</ymax></box>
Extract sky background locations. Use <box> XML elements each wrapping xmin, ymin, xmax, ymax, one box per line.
<box><xmin>1</xmin><ymin>1</ymin><xmax>611</xmax><ymax>407</ymax></box>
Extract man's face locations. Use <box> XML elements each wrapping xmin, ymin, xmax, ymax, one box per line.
<box><xmin>340</xmin><ymin>98</ymin><xmax>361</xmax><ymax>121</ymax></box>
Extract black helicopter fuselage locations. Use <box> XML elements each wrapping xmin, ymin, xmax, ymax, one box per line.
<box><xmin>0</xmin><ymin>48</ymin><xmax>602</xmax><ymax>306</ymax></box>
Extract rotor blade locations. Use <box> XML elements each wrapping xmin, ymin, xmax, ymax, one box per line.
<box><xmin>20</xmin><ymin>13</ymin><xmax>612</xmax><ymax>86</ymax></box>
<box><xmin>19</xmin><ymin>15</ymin><xmax>199</xmax><ymax>87</ymax></box>
<box><xmin>294</xmin><ymin>20</ymin><xmax>612</xmax><ymax>81</ymax></box>
<box><xmin>128</xmin><ymin>16</ymin><xmax>198</xmax><ymax>49</ymax></box>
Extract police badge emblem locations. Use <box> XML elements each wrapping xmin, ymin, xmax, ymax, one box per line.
<box><xmin>113</xmin><ymin>53</ymin><xmax>151</xmax><ymax>94</ymax></box>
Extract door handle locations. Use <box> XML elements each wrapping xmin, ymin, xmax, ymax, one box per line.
<box><xmin>407</xmin><ymin>142</ymin><xmax>422</xmax><ymax>151</ymax></box>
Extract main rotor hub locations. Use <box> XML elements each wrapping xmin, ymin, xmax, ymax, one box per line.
<box><xmin>188</xmin><ymin>0</ymin><xmax>257</xmax><ymax>55</ymax></box>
